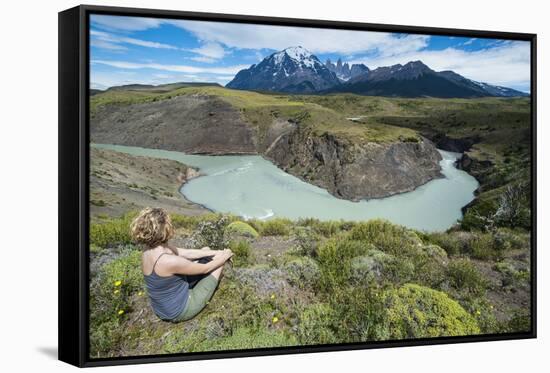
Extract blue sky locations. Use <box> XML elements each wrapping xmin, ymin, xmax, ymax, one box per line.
<box><xmin>90</xmin><ymin>15</ymin><xmax>531</xmax><ymax>92</ymax></box>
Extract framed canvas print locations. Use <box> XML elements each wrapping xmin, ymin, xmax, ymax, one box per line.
<box><xmin>58</xmin><ymin>4</ymin><xmax>537</xmax><ymax>367</ymax></box>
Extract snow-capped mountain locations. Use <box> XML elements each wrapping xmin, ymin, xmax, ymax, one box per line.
<box><xmin>325</xmin><ymin>58</ymin><xmax>370</xmax><ymax>82</ymax></box>
<box><xmin>227</xmin><ymin>48</ymin><xmax>528</xmax><ymax>98</ymax></box>
<box><xmin>226</xmin><ymin>46</ymin><xmax>341</xmax><ymax>93</ymax></box>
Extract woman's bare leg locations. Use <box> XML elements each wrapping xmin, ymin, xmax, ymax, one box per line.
<box><xmin>210</xmin><ymin>263</ymin><xmax>225</xmax><ymax>280</ymax></box>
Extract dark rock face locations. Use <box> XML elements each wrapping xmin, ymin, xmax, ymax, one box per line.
<box><xmin>91</xmin><ymin>95</ymin><xmax>257</xmax><ymax>155</ymax></box>
<box><xmin>265</xmin><ymin>127</ymin><xmax>442</xmax><ymax>201</ymax></box>
<box><xmin>457</xmin><ymin>153</ymin><xmax>494</xmax><ymax>184</ymax></box>
<box><xmin>429</xmin><ymin>133</ymin><xmax>478</xmax><ymax>153</ymax></box>
<box><xmin>325</xmin><ymin>58</ymin><xmax>369</xmax><ymax>82</ymax></box>
<box><xmin>226</xmin><ymin>46</ymin><xmax>340</xmax><ymax>93</ymax></box>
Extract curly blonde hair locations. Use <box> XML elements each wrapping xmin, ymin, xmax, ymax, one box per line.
<box><xmin>130</xmin><ymin>207</ymin><xmax>175</xmax><ymax>250</ymax></box>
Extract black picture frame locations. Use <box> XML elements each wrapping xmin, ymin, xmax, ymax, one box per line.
<box><xmin>58</xmin><ymin>4</ymin><xmax>537</xmax><ymax>368</ymax></box>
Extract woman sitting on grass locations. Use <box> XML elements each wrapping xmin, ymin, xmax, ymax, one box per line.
<box><xmin>130</xmin><ymin>207</ymin><xmax>233</xmax><ymax>322</ymax></box>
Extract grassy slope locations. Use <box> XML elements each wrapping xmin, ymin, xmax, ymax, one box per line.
<box><xmin>91</xmin><ymin>86</ymin><xmax>418</xmax><ymax>144</ymax></box>
<box><xmin>89</xmin><ymin>214</ymin><xmax>531</xmax><ymax>358</ymax></box>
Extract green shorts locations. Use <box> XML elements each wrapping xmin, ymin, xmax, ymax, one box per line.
<box><xmin>173</xmin><ymin>274</ymin><xmax>219</xmax><ymax>322</ymax></box>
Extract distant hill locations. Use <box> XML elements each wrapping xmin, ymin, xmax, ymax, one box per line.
<box><xmin>105</xmin><ymin>82</ymin><xmax>222</xmax><ymax>93</ymax></box>
<box><xmin>226</xmin><ymin>47</ymin><xmax>528</xmax><ymax>98</ymax></box>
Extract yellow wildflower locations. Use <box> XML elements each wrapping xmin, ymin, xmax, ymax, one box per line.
<box><xmin>137</xmin><ymin>291</ymin><xmax>144</xmax><ymax>296</ymax></box>
<box><xmin>272</xmin><ymin>316</ymin><xmax>279</xmax><ymax>323</ymax></box>
<box><xmin>270</xmin><ymin>294</ymin><xmax>275</xmax><ymax>299</ymax></box>
<box><xmin>114</xmin><ymin>280</ymin><xmax>122</xmax><ymax>287</ymax></box>
<box><xmin>118</xmin><ymin>310</ymin><xmax>125</xmax><ymax>315</ymax></box>
<box><xmin>113</xmin><ymin>289</ymin><xmax>120</xmax><ymax>295</ymax></box>
<box><xmin>476</xmin><ymin>310</ymin><xmax>481</xmax><ymax>315</ymax></box>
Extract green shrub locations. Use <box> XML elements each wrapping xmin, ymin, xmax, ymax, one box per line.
<box><xmin>471</xmin><ymin>233</ymin><xmax>502</xmax><ymax>260</ymax></box>
<box><xmin>229</xmin><ymin>240</ymin><xmax>252</xmax><ymax>267</ymax></box>
<box><xmin>297</xmin><ymin>303</ymin><xmax>338</xmax><ymax>345</ymax></box>
<box><xmin>329</xmin><ymin>285</ymin><xmax>387</xmax><ymax>342</ymax></box>
<box><xmin>90</xmin><ymin>213</ymin><xmax>136</xmax><ymax>248</ymax></box>
<box><xmin>425</xmin><ymin>231</ymin><xmax>472</xmax><ymax>256</ymax></box>
<box><xmin>283</xmin><ymin>256</ymin><xmax>320</xmax><ymax>289</ymax></box>
<box><xmin>259</xmin><ymin>218</ymin><xmax>292</xmax><ymax>236</ymax></box>
<box><xmin>494</xmin><ymin>259</ymin><xmax>530</xmax><ymax>287</ymax></box>
<box><xmin>90</xmin><ymin>247</ymin><xmax>144</xmax><ymax>356</ymax></box>
<box><xmin>317</xmin><ymin>237</ymin><xmax>371</xmax><ymax>291</ymax></box>
<box><xmin>500</xmin><ymin>310</ymin><xmax>531</xmax><ymax>333</ymax></box>
<box><xmin>165</xmin><ymin>326</ymin><xmax>297</xmax><ymax>353</ymax></box>
<box><xmin>447</xmin><ymin>259</ymin><xmax>487</xmax><ymax>296</ymax></box>
<box><xmin>350</xmin><ymin>249</ymin><xmax>394</xmax><ymax>284</ymax></box>
<box><xmin>225</xmin><ymin>221</ymin><xmax>259</xmax><ymax>239</ymax></box>
<box><xmin>383</xmin><ymin>284</ymin><xmax>480</xmax><ymax>339</ymax></box>
<box><xmin>349</xmin><ymin>220</ymin><xmax>420</xmax><ymax>255</ymax></box>
<box><xmin>294</xmin><ymin>226</ymin><xmax>322</xmax><ymax>257</ymax></box>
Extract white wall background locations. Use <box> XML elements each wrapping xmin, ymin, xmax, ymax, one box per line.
<box><xmin>0</xmin><ymin>0</ymin><xmax>547</xmax><ymax>371</ymax></box>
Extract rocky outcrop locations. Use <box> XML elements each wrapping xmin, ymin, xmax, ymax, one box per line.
<box><xmin>430</xmin><ymin>133</ymin><xmax>478</xmax><ymax>153</ymax></box>
<box><xmin>457</xmin><ymin>153</ymin><xmax>494</xmax><ymax>184</ymax></box>
<box><xmin>91</xmin><ymin>94</ymin><xmax>257</xmax><ymax>155</ymax></box>
<box><xmin>265</xmin><ymin>127</ymin><xmax>442</xmax><ymax>201</ymax></box>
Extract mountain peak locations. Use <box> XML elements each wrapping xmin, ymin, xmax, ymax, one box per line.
<box><xmin>226</xmin><ymin>46</ymin><xmax>340</xmax><ymax>93</ymax></box>
<box><xmin>282</xmin><ymin>46</ymin><xmax>313</xmax><ymax>60</ymax></box>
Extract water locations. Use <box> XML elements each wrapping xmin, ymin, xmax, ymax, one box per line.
<box><xmin>93</xmin><ymin>144</ymin><xmax>479</xmax><ymax>232</ymax></box>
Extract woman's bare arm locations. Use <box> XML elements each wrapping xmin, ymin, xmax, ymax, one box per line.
<box><xmin>164</xmin><ymin>250</ymin><xmax>232</xmax><ymax>275</ymax></box>
<box><xmin>174</xmin><ymin>246</ymin><xmax>217</xmax><ymax>260</ymax></box>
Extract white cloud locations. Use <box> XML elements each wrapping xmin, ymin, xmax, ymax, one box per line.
<box><xmin>91</xmin><ymin>15</ymin><xmax>164</xmax><ymax>32</ymax></box>
<box><xmin>188</xmin><ymin>42</ymin><xmax>226</xmax><ymax>59</ymax></box>
<box><xmin>190</xmin><ymin>56</ymin><xmax>216</xmax><ymax>63</ymax></box>
<box><xmin>91</xmin><ymin>30</ymin><xmax>179</xmax><ymax>50</ymax></box>
<box><xmin>91</xmin><ymin>60</ymin><xmax>249</xmax><ymax>75</ymax></box>
<box><xmin>90</xmin><ymin>38</ymin><xmax>127</xmax><ymax>51</ymax></box>
<box><xmin>171</xmin><ymin>19</ymin><xmax>429</xmax><ymax>56</ymax></box>
<box><xmin>350</xmin><ymin>41</ymin><xmax>531</xmax><ymax>90</ymax></box>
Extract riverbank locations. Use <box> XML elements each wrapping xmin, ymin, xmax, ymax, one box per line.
<box><xmin>94</xmin><ymin>144</ymin><xmax>478</xmax><ymax>232</ymax></box>
<box><xmin>90</xmin><ymin>147</ymin><xmax>208</xmax><ymax>219</ymax></box>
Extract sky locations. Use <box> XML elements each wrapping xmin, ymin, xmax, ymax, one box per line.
<box><xmin>90</xmin><ymin>14</ymin><xmax>531</xmax><ymax>92</ymax></box>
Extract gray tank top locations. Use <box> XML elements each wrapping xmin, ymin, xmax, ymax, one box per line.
<box><xmin>143</xmin><ymin>253</ymin><xmax>189</xmax><ymax>321</ymax></box>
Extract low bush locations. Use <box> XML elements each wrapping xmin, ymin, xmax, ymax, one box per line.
<box><xmin>283</xmin><ymin>256</ymin><xmax>320</xmax><ymax>289</ymax></box>
<box><xmin>383</xmin><ymin>284</ymin><xmax>480</xmax><ymax>339</ymax></box>
<box><xmin>90</xmin><ymin>212</ymin><xmax>136</xmax><ymax>248</ymax></box>
<box><xmin>297</xmin><ymin>303</ymin><xmax>338</xmax><ymax>345</ymax></box>
<box><xmin>349</xmin><ymin>220</ymin><xmax>420</xmax><ymax>256</ymax></box>
<box><xmin>229</xmin><ymin>240</ymin><xmax>252</xmax><ymax>267</ymax></box>
<box><xmin>294</xmin><ymin>227</ymin><xmax>322</xmax><ymax>257</ymax></box>
<box><xmin>447</xmin><ymin>259</ymin><xmax>487</xmax><ymax>296</ymax></box>
<box><xmin>258</xmin><ymin>218</ymin><xmax>292</xmax><ymax>236</ymax></box>
<box><xmin>164</xmin><ymin>325</ymin><xmax>297</xmax><ymax>353</ymax></box>
<box><xmin>317</xmin><ymin>237</ymin><xmax>372</xmax><ymax>291</ymax></box>
<box><xmin>225</xmin><ymin>221</ymin><xmax>259</xmax><ymax>239</ymax></box>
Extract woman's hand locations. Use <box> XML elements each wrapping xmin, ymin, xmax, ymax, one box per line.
<box><xmin>215</xmin><ymin>249</ymin><xmax>233</xmax><ymax>262</ymax></box>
